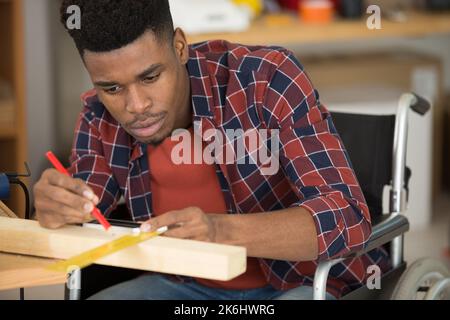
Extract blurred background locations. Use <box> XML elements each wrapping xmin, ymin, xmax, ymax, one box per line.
<box><xmin>0</xmin><ymin>0</ymin><xmax>449</xmax><ymax>298</ymax></box>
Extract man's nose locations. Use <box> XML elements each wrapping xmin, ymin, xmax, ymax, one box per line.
<box><xmin>125</xmin><ymin>85</ymin><xmax>151</xmax><ymax>114</ymax></box>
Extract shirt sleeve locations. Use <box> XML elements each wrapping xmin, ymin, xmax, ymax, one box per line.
<box><xmin>263</xmin><ymin>50</ymin><xmax>372</xmax><ymax>261</ymax></box>
<box><xmin>67</xmin><ymin>105</ymin><xmax>121</xmax><ymax>217</ymax></box>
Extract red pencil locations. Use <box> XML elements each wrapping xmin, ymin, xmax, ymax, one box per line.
<box><xmin>45</xmin><ymin>151</ymin><xmax>111</xmax><ymax>231</ymax></box>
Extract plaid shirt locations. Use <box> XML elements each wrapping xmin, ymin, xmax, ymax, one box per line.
<box><xmin>68</xmin><ymin>40</ymin><xmax>390</xmax><ymax>298</ymax></box>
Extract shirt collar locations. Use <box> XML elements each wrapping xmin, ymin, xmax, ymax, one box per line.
<box><xmin>187</xmin><ymin>46</ymin><xmax>214</xmax><ymax>119</ymax></box>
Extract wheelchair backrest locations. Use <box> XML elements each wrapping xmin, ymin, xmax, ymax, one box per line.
<box><xmin>331</xmin><ymin>112</ymin><xmax>396</xmax><ymax>218</ymax></box>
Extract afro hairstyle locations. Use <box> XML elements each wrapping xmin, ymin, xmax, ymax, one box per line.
<box><xmin>60</xmin><ymin>0</ymin><xmax>174</xmax><ymax>56</ymax></box>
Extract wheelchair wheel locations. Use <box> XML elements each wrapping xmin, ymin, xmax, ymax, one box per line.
<box><xmin>391</xmin><ymin>258</ymin><xmax>450</xmax><ymax>300</ymax></box>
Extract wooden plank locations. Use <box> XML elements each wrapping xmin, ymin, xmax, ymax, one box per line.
<box><xmin>187</xmin><ymin>11</ymin><xmax>450</xmax><ymax>46</ymax></box>
<box><xmin>0</xmin><ymin>201</ymin><xmax>18</xmax><ymax>218</ymax></box>
<box><xmin>0</xmin><ymin>217</ymin><xmax>247</xmax><ymax>281</ymax></box>
<box><xmin>0</xmin><ymin>253</ymin><xmax>66</xmax><ymax>290</ymax></box>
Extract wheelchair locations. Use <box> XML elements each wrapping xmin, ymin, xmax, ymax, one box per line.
<box><xmin>67</xmin><ymin>93</ymin><xmax>450</xmax><ymax>300</ymax></box>
<box><xmin>322</xmin><ymin>92</ymin><xmax>450</xmax><ymax>300</ymax></box>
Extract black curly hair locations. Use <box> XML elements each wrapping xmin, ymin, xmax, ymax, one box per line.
<box><xmin>60</xmin><ymin>0</ymin><xmax>174</xmax><ymax>56</ymax></box>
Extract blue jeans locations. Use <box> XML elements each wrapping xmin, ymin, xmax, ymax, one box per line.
<box><xmin>88</xmin><ymin>274</ymin><xmax>336</xmax><ymax>300</ymax></box>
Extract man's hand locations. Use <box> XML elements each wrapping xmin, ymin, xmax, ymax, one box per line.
<box><xmin>139</xmin><ymin>206</ymin><xmax>319</xmax><ymax>261</ymax></box>
<box><xmin>34</xmin><ymin>168</ymin><xmax>99</xmax><ymax>229</ymax></box>
<box><xmin>140</xmin><ymin>207</ymin><xmax>219</xmax><ymax>242</ymax></box>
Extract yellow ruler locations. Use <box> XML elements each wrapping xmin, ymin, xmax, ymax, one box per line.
<box><xmin>46</xmin><ymin>226</ymin><xmax>167</xmax><ymax>273</ymax></box>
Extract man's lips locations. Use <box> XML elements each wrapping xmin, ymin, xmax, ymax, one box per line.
<box><xmin>129</xmin><ymin>116</ymin><xmax>166</xmax><ymax>138</ymax></box>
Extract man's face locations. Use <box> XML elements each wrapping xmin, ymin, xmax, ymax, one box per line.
<box><xmin>83</xmin><ymin>29</ymin><xmax>191</xmax><ymax>145</ymax></box>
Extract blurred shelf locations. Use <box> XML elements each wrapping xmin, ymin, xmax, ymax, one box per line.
<box><xmin>0</xmin><ymin>98</ymin><xmax>15</xmax><ymax>138</ymax></box>
<box><xmin>187</xmin><ymin>11</ymin><xmax>450</xmax><ymax>46</ymax></box>
<box><xmin>0</xmin><ymin>0</ymin><xmax>27</xmax><ymax>217</ymax></box>
<box><xmin>0</xmin><ymin>127</ymin><xmax>16</xmax><ymax>138</ymax></box>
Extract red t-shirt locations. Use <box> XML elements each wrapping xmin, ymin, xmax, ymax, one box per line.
<box><xmin>148</xmin><ymin>127</ymin><xmax>267</xmax><ymax>290</ymax></box>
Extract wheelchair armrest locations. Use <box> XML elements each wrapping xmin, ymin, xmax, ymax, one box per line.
<box><xmin>313</xmin><ymin>213</ymin><xmax>409</xmax><ymax>299</ymax></box>
<box><xmin>349</xmin><ymin>213</ymin><xmax>409</xmax><ymax>258</ymax></box>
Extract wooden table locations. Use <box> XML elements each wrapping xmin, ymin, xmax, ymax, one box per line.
<box><xmin>0</xmin><ymin>253</ymin><xmax>66</xmax><ymax>291</ymax></box>
<box><xmin>0</xmin><ymin>201</ymin><xmax>66</xmax><ymax>291</ymax></box>
<box><xmin>0</xmin><ymin>200</ymin><xmax>18</xmax><ymax>218</ymax></box>
<box><xmin>187</xmin><ymin>11</ymin><xmax>450</xmax><ymax>46</ymax></box>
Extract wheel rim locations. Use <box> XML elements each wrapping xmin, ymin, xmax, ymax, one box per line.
<box><xmin>412</xmin><ymin>271</ymin><xmax>446</xmax><ymax>300</ymax></box>
<box><xmin>425</xmin><ymin>278</ymin><xmax>450</xmax><ymax>300</ymax></box>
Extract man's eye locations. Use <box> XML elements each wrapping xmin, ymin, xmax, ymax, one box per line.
<box><xmin>143</xmin><ymin>74</ymin><xmax>160</xmax><ymax>83</ymax></box>
<box><xmin>104</xmin><ymin>86</ymin><xmax>122</xmax><ymax>94</ymax></box>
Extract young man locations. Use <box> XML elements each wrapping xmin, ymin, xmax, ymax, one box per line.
<box><xmin>33</xmin><ymin>0</ymin><xmax>389</xmax><ymax>299</ymax></box>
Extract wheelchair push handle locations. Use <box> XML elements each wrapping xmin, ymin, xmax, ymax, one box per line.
<box><xmin>410</xmin><ymin>93</ymin><xmax>431</xmax><ymax>116</ymax></box>
<box><xmin>391</xmin><ymin>92</ymin><xmax>431</xmax><ymax>215</ymax></box>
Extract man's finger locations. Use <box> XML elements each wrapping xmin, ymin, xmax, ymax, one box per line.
<box><xmin>42</xmin><ymin>184</ymin><xmax>96</xmax><ymax>216</ymax></box>
<box><xmin>43</xmin><ymin>169</ymin><xmax>98</xmax><ymax>202</ymax></box>
<box><xmin>59</xmin><ymin>203</ymin><xmax>92</xmax><ymax>224</ymax></box>
<box><xmin>37</xmin><ymin>211</ymin><xmax>66</xmax><ymax>229</ymax></box>
<box><xmin>164</xmin><ymin>223</ymin><xmax>200</xmax><ymax>239</ymax></box>
<box><xmin>35</xmin><ymin>195</ymin><xmax>88</xmax><ymax>225</ymax></box>
<box><xmin>140</xmin><ymin>210</ymin><xmax>187</xmax><ymax>232</ymax></box>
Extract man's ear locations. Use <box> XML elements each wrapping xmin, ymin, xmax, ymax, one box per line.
<box><xmin>172</xmin><ymin>28</ymin><xmax>189</xmax><ymax>65</ymax></box>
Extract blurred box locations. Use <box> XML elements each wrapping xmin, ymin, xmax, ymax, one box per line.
<box><xmin>298</xmin><ymin>51</ymin><xmax>444</xmax><ymax>229</ymax></box>
<box><xmin>368</xmin><ymin>0</ymin><xmax>416</xmax><ymax>11</ymax></box>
